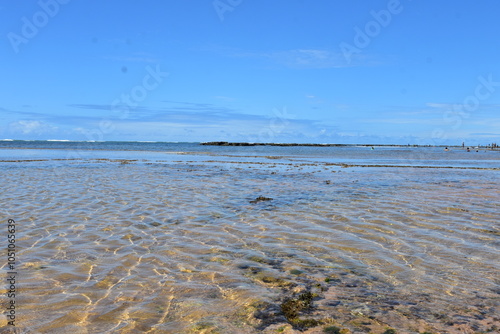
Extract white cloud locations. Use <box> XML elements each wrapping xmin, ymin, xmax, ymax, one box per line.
<box><xmin>9</xmin><ymin>120</ymin><xmax>58</xmax><ymax>135</ymax></box>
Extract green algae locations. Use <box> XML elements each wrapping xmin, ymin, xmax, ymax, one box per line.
<box><xmin>190</xmin><ymin>321</ymin><xmax>220</xmax><ymax>333</ymax></box>
<box><xmin>257</xmin><ymin>275</ymin><xmax>294</xmax><ymax>289</ymax></box>
<box><xmin>248</xmin><ymin>255</ymin><xmax>270</xmax><ymax>264</ymax></box>
<box><xmin>323</xmin><ymin>326</ymin><xmax>342</xmax><ymax>333</ymax></box>
<box><xmin>279</xmin><ymin>291</ymin><xmax>325</xmax><ymax>329</ymax></box>
<box><xmin>382</xmin><ymin>329</ymin><xmax>397</xmax><ymax>334</ymax></box>
<box><xmin>275</xmin><ymin>325</ymin><xmax>289</xmax><ymax>332</ymax></box>
<box><xmin>281</xmin><ymin>291</ymin><xmax>314</xmax><ymax>319</ymax></box>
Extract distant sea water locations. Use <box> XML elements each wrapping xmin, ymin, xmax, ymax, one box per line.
<box><xmin>0</xmin><ymin>141</ymin><xmax>498</xmax><ymax>333</ymax></box>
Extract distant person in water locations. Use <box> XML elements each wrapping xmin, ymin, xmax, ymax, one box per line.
<box><xmin>444</xmin><ymin>147</ymin><xmax>449</xmax><ymax>151</ymax></box>
<box><xmin>467</xmin><ymin>147</ymin><xmax>470</xmax><ymax>152</ymax></box>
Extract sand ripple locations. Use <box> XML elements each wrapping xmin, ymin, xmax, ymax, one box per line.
<box><xmin>0</xmin><ymin>160</ymin><xmax>498</xmax><ymax>333</ymax></box>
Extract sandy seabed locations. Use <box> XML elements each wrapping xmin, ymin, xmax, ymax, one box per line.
<box><xmin>0</xmin><ymin>158</ymin><xmax>498</xmax><ymax>333</ymax></box>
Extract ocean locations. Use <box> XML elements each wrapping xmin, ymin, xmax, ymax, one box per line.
<box><xmin>0</xmin><ymin>141</ymin><xmax>498</xmax><ymax>333</ymax></box>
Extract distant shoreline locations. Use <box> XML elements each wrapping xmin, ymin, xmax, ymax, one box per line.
<box><xmin>0</xmin><ymin>140</ymin><xmax>497</xmax><ymax>150</ymax></box>
<box><xmin>201</xmin><ymin>141</ymin><xmax>420</xmax><ymax>147</ymax></box>
<box><xmin>200</xmin><ymin>141</ymin><xmax>498</xmax><ymax>149</ymax></box>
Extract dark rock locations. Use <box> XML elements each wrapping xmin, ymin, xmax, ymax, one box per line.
<box><xmin>250</xmin><ymin>196</ymin><xmax>273</xmax><ymax>204</ymax></box>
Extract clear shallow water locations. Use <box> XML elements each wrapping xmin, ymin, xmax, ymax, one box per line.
<box><xmin>1</xmin><ymin>140</ymin><xmax>499</xmax><ymax>168</ymax></box>
<box><xmin>0</xmin><ymin>142</ymin><xmax>499</xmax><ymax>333</ymax></box>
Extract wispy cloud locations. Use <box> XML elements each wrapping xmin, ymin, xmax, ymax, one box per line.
<box><xmin>68</xmin><ymin>102</ymin><xmax>291</xmax><ymax>126</ymax></box>
<box><xmin>269</xmin><ymin>49</ymin><xmax>348</xmax><ymax>69</ymax></box>
<box><xmin>213</xmin><ymin>96</ymin><xmax>235</xmax><ymax>101</ymax></box>
<box><xmin>102</xmin><ymin>52</ymin><xmax>160</xmax><ymax>64</ymax></box>
<box><xmin>69</xmin><ymin>102</ymin><xmax>243</xmax><ymax>123</ymax></box>
<box><xmin>426</xmin><ymin>102</ymin><xmax>452</xmax><ymax>109</ymax></box>
<box><xmin>426</xmin><ymin>102</ymin><xmax>500</xmax><ymax>112</ymax></box>
<box><xmin>361</xmin><ymin>118</ymin><xmax>440</xmax><ymax>125</ymax></box>
<box><xmin>9</xmin><ymin>120</ymin><xmax>58</xmax><ymax>135</ymax></box>
<box><xmin>65</xmin><ymin>101</ymin><xmax>332</xmax><ymax>142</ymax></box>
<box><xmin>227</xmin><ymin>48</ymin><xmax>357</xmax><ymax>69</ymax></box>
<box><xmin>470</xmin><ymin>132</ymin><xmax>500</xmax><ymax>136</ymax></box>
<box><xmin>0</xmin><ymin>106</ymin><xmax>48</xmax><ymax>119</ymax></box>
<box><xmin>201</xmin><ymin>43</ymin><xmax>379</xmax><ymax>69</ymax></box>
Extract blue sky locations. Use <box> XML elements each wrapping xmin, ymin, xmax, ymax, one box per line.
<box><xmin>1</xmin><ymin>0</ymin><xmax>500</xmax><ymax>144</ymax></box>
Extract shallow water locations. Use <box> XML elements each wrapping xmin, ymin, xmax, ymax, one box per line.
<box><xmin>0</xmin><ymin>145</ymin><xmax>499</xmax><ymax>333</ymax></box>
